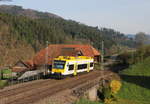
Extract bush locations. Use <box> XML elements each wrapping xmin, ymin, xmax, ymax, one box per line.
<box><xmin>0</xmin><ymin>80</ymin><xmax>8</xmax><ymax>89</ymax></box>
<box><xmin>118</xmin><ymin>45</ymin><xmax>150</xmax><ymax>65</ymax></box>
<box><xmin>110</xmin><ymin>80</ymin><xmax>122</xmax><ymax>94</ymax></box>
<box><xmin>98</xmin><ymin>80</ymin><xmax>122</xmax><ymax>104</ymax></box>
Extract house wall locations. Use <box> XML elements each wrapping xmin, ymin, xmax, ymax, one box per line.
<box><xmin>94</xmin><ymin>55</ymin><xmax>100</xmax><ymax>63</ymax></box>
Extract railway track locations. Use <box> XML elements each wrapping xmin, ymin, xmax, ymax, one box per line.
<box><xmin>0</xmin><ymin>79</ymin><xmax>58</xmax><ymax>99</ymax></box>
<box><xmin>0</xmin><ymin>70</ymin><xmax>111</xmax><ymax>104</ymax></box>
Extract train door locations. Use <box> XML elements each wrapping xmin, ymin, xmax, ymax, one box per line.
<box><xmin>73</xmin><ymin>62</ymin><xmax>77</xmax><ymax>76</ymax></box>
<box><xmin>87</xmin><ymin>63</ymin><xmax>90</xmax><ymax>72</ymax></box>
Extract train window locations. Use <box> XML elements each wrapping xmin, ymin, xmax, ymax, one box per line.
<box><xmin>54</xmin><ymin>64</ymin><xmax>64</xmax><ymax>69</ymax></box>
<box><xmin>78</xmin><ymin>64</ymin><xmax>87</xmax><ymax>70</ymax></box>
<box><xmin>53</xmin><ymin>60</ymin><xmax>66</xmax><ymax>69</ymax></box>
<box><xmin>90</xmin><ymin>63</ymin><xmax>94</xmax><ymax>67</ymax></box>
<box><xmin>68</xmin><ymin>65</ymin><xmax>74</xmax><ymax>71</ymax></box>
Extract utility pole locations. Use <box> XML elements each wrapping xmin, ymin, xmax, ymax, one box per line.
<box><xmin>101</xmin><ymin>40</ymin><xmax>104</xmax><ymax>70</ymax></box>
<box><xmin>45</xmin><ymin>41</ymin><xmax>49</xmax><ymax>76</ymax></box>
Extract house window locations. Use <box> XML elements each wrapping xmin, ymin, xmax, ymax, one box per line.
<box><xmin>68</xmin><ymin>65</ymin><xmax>74</xmax><ymax>71</ymax></box>
<box><xmin>78</xmin><ymin>64</ymin><xmax>87</xmax><ymax>70</ymax></box>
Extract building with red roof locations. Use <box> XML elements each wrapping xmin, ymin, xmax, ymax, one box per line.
<box><xmin>33</xmin><ymin>44</ymin><xmax>100</xmax><ymax>68</ymax></box>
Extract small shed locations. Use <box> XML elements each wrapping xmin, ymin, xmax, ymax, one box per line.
<box><xmin>12</xmin><ymin>60</ymin><xmax>31</xmax><ymax>72</ymax></box>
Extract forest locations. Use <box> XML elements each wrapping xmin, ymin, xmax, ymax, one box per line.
<box><xmin>0</xmin><ymin>5</ymin><xmax>135</xmax><ymax>66</ymax></box>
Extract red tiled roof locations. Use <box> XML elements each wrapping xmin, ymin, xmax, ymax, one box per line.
<box><xmin>33</xmin><ymin>44</ymin><xmax>100</xmax><ymax>65</ymax></box>
<box><xmin>25</xmin><ymin>60</ymin><xmax>34</xmax><ymax>68</ymax></box>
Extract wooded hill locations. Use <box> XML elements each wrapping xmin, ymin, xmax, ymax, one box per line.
<box><xmin>0</xmin><ymin>5</ymin><xmax>135</xmax><ymax>67</ymax></box>
<box><xmin>0</xmin><ymin>5</ymin><xmax>61</xmax><ymax>19</ymax></box>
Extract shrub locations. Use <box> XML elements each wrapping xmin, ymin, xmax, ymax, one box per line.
<box><xmin>99</xmin><ymin>80</ymin><xmax>122</xmax><ymax>104</ymax></box>
<box><xmin>118</xmin><ymin>45</ymin><xmax>150</xmax><ymax>65</ymax></box>
<box><xmin>110</xmin><ymin>80</ymin><xmax>122</xmax><ymax>94</ymax></box>
<box><xmin>104</xmin><ymin>98</ymin><xmax>112</xmax><ymax>104</ymax></box>
<box><xmin>0</xmin><ymin>80</ymin><xmax>8</xmax><ymax>89</ymax></box>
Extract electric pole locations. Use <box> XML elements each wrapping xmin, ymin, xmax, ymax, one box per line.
<box><xmin>101</xmin><ymin>40</ymin><xmax>104</xmax><ymax>70</ymax></box>
<box><xmin>45</xmin><ymin>41</ymin><xmax>49</xmax><ymax>76</ymax></box>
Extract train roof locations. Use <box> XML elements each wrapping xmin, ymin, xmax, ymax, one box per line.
<box><xmin>54</xmin><ymin>56</ymin><xmax>93</xmax><ymax>61</ymax></box>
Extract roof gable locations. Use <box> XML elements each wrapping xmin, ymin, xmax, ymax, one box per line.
<box><xmin>33</xmin><ymin>44</ymin><xmax>100</xmax><ymax>65</ymax></box>
<box><xmin>14</xmin><ymin>60</ymin><xmax>30</xmax><ymax>68</ymax></box>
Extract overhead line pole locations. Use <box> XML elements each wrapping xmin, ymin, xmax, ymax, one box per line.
<box><xmin>101</xmin><ymin>40</ymin><xmax>104</xmax><ymax>70</ymax></box>
<box><xmin>45</xmin><ymin>41</ymin><xmax>49</xmax><ymax>76</ymax></box>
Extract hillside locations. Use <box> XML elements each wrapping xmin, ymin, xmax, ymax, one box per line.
<box><xmin>0</xmin><ymin>20</ymin><xmax>35</xmax><ymax>67</ymax></box>
<box><xmin>0</xmin><ymin>5</ymin><xmax>135</xmax><ymax>67</ymax></box>
<box><xmin>0</xmin><ymin>5</ymin><xmax>135</xmax><ymax>48</ymax></box>
<box><xmin>0</xmin><ymin>5</ymin><xmax>61</xmax><ymax>19</ymax></box>
<box><xmin>126</xmin><ymin>34</ymin><xmax>150</xmax><ymax>45</ymax></box>
<box><xmin>117</xmin><ymin>57</ymin><xmax>150</xmax><ymax>104</ymax></box>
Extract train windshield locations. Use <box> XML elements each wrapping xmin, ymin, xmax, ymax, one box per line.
<box><xmin>53</xmin><ymin>60</ymin><xmax>66</xmax><ymax>69</ymax></box>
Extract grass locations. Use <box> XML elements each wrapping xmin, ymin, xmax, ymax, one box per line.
<box><xmin>116</xmin><ymin>57</ymin><xmax>150</xmax><ymax>104</ymax></box>
<box><xmin>73</xmin><ymin>57</ymin><xmax>150</xmax><ymax>104</ymax></box>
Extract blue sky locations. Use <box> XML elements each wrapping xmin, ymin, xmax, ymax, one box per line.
<box><xmin>0</xmin><ymin>0</ymin><xmax>150</xmax><ymax>34</ymax></box>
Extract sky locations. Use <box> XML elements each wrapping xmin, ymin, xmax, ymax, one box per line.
<box><xmin>0</xmin><ymin>0</ymin><xmax>150</xmax><ymax>34</ymax></box>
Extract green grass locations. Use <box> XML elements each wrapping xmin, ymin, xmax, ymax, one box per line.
<box><xmin>117</xmin><ymin>57</ymin><xmax>150</xmax><ymax>104</ymax></box>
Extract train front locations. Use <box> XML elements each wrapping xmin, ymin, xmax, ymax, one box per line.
<box><xmin>51</xmin><ymin>57</ymin><xmax>67</xmax><ymax>79</ymax></box>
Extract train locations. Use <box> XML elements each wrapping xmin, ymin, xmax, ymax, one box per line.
<box><xmin>51</xmin><ymin>56</ymin><xmax>94</xmax><ymax>78</ymax></box>
<box><xmin>0</xmin><ymin>56</ymin><xmax>94</xmax><ymax>80</ymax></box>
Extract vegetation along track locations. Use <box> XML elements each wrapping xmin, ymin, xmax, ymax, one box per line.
<box><xmin>0</xmin><ymin>70</ymin><xmax>111</xmax><ymax>104</ymax></box>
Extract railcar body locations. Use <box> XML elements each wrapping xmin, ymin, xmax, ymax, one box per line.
<box><xmin>51</xmin><ymin>56</ymin><xmax>94</xmax><ymax>78</ymax></box>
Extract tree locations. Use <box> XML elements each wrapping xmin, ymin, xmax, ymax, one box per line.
<box><xmin>135</xmin><ymin>32</ymin><xmax>147</xmax><ymax>47</ymax></box>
